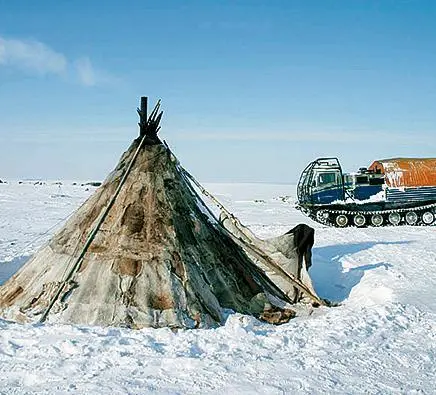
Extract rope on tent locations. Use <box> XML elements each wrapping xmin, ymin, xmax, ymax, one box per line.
<box><xmin>15</xmin><ymin>210</ymin><xmax>76</xmax><ymax>259</ymax></box>
<box><xmin>174</xmin><ymin>165</ymin><xmax>294</xmax><ymax>306</ymax></box>
<box><xmin>39</xmin><ymin>100</ymin><xmax>163</xmax><ymax>323</ymax></box>
<box><xmin>176</xmin><ymin>162</ymin><xmax>327</xmax><ymax>307</ymax></box>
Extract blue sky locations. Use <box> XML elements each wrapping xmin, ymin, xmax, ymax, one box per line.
<box><xmin>1</xmin><ymin>1</ymin><xmax>436</xmax><ymax>183</ymax></box>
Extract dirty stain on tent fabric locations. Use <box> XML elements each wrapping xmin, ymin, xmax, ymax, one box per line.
<box><xmin>0</xmin><ymin>97</ymin><xmax>325</xmax><ymax>329</ymax></box>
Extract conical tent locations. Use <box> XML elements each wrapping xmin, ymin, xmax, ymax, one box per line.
<box><xmin>0</xmin><ymin>98</ymin><xmax>323</xmax><ymax>329</ymax></box>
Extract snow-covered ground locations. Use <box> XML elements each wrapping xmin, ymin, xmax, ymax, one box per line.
<box><xmin>0</xmin><ymin>181</ymin><xmax>435</xmax><ymax>394</ymax></box>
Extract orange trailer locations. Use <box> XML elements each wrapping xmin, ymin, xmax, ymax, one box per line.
<box><xmin>368</xmin><ymin>158</ymin><xmax>436</xmax><ymax>188</ymax></box>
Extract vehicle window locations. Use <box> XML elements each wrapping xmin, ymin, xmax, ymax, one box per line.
<box><xmin>318</xmin><ymin>172</ymin><xmax>337</xmax><ymax>185</ymax></box>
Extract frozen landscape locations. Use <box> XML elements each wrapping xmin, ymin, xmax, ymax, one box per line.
<box><xmin>0</xmin><ymin>180</ymin><xmax>435</xmax><ymax>394</ymax></box>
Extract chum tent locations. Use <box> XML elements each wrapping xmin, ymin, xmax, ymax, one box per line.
<box><xmin>0</xmin><ymin>98</ymin><xmax>325</xmax><ymax>329</ymax></box>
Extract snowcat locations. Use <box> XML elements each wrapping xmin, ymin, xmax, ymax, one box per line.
<box><xmin>296</xmin><ymin>157</ymin><xmax>436</xmax><ymax>227</ymax></box>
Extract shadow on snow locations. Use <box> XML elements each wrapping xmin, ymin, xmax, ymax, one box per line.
<box><xmin>310</xmin><ymin>241</ymin><xmax>412</xmax><ymax>303</ymax></box>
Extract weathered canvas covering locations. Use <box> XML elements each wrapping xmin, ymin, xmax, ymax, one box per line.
<box><xmin>219</xmin><ymin>213</ymin><xmax>318</xmax><ymax>304</ymax></box>
<box><xmin>369</xmin><ymin>158</ymin><xmax>436</xmax><ymax>188</ymax></box>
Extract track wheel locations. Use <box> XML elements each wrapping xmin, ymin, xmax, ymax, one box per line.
<box><xmin>422</xmin><ymin>211</ymin><xmax>435</xmax><ymax>225</ymax></box>
<box><xmin>370</xmin><ymin>213</ymin><xmax>383</xmax><ymax>227</ymax></box>
<box><xmin>405</xmin><ymin>211</ymin><xmax>418</xmax><ymax>225</ymax></box>
<box><xmin>388</xmin><ymin>212</ymin><xmax>401</xmax><ymax>226</ymax></box>
<box><xmin>335</xmin><ymin>214</ymin><xmax>348</xmax><ymax>227</ymax></box>
<box><xmin>353</xmin><ymin>214</ymin><xmax>366</xmax><ymax>227</ymax></box>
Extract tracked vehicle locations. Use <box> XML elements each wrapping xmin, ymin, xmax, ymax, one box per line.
<box><xmin>297</xmin><ymin>157</ymin><xmax>436</xmax><ymax>227</ymax></box>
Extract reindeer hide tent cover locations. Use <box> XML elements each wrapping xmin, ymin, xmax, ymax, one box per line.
<box><xmin>0</xmin><ymin>98</ymin><xmax>322</xmax><ymax>329</ymax></box>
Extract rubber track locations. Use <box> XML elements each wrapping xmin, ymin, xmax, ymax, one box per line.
<box><xmin>306</xmin><ymin>201</ymin><xmax>436</xmax><ymax>227</ymax></box>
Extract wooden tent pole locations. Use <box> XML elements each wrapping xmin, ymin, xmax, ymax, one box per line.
<box><xmin>39</xmin><ymin>98</ymin><xmax>162</xmax><ymax>323</ymax></box>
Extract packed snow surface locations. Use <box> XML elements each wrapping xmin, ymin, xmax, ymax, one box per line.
<box><xmin>0</xmin><ymin>181</ymin><xmax>435</xmax><ymax>394</ymax></box>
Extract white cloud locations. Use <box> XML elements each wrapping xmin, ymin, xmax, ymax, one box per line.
<box><xmin>0</xmin><ymin>37</ymin><xmax>67</xmax><ymax>75</ymax></box>
<box><xmin>0</xmin><ymin>35</ymin><xmax>113</xmax><ymax>87</ymax></box>
<box><xmin>74</xmin><ymin>57</ymin><xmax>96</xmax><ymax>86</ymax></box>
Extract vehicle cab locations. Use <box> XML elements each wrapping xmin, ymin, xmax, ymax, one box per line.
<box><xmin>297</xmin><ymin>158</ymin><xmax>386</xmax><ymax>208</ymax></box>
<box><xmin>297</xmin><ymin>158</ymin><xmax>344</xmax><ymax>206</ymax></box>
